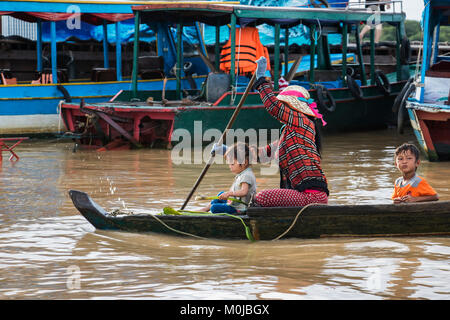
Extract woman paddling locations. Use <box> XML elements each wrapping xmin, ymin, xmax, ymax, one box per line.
<box><xmin>252</xmin><ymin>56</ymin><xmax>329</xmax><ymax>207</ymax></box>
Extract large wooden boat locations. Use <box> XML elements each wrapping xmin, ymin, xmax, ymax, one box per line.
<box><xmin>0</xmin><ymin>0</ymin><xmax>213</xmax><ymax>135</ymax></box>
<box><xmin>59</xmin><ymin>2</ymin><xmax>411</xmax><ymax>150</ymax></box>
<box><xmin>69</xmin><ymin>190</ymin><xmax>450</xmax><ymax>241</ymax></box>
<box><xmin>401</xmin><ymin>0</ymin><xmax>450</xmax><ymax>161</ymax></box>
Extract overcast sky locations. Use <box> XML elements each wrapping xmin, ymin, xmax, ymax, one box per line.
<box><xmin>402</xmin><ymin>0</ymin><xmax>424</xmax><ymax>21</ymax></box>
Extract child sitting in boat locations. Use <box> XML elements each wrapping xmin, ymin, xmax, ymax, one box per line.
<box><xmin>202</xmin><ymin>142</ymin><xmax>257</xmax><ymax>214</ymax></box>
<box><xmin>392</xmin><ymin>143</ymin><xmax>439</xmax><ymax>203</ymax></box>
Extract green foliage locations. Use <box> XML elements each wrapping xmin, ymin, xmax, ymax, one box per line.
<box><xmin>352</xmin><ymin>20</ymin><xmax>450</xmax><ymax>43</ymax></box>
<box><xmin>439</xmin><ymin>26</ymin><xmax>450</xmax><ymax>42</ymax></box>
<box><xmin>379</xmin><ymin>20</ymin><xmax>450</xmax><ymax>42</ymax></box>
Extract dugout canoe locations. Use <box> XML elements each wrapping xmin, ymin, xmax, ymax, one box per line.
<box><xmin>69</xmin><ymin>190</ymin><xmax>450</xmax><ymax>241</ymax></box>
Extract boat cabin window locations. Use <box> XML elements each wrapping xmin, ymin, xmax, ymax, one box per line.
<box><xmin>0</xmin><ymin>70</ymin><xmax>17</xmax><ymax>85</ymax></box>
<box><xmin>91</xmin><ymin>68</ymin><xmax>117</xmax><ymax>82</ymax></box>
<box><xmin>426</xmin><ymin>60</ymin><xmax>450</xmax><ymax>78</ymax></box>
<box><xmin>138</xmin><ymin>56</ymin><xmax>165</xmax><ymax>80</ymax></box>
<box><xmin>31</xmin><ymin>69</ymin><xmax>68</xmax><ymax>84</ymax></box>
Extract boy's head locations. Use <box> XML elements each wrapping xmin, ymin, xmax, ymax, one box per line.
<box><xmin>394</xmin><ymin>143</ymin><xmax>420</xmax><ymax>175</ymax></box>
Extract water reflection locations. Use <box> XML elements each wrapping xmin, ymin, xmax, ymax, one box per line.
<box><xmin>0</xmin><ymin>128</ymin><xmax>449</xmax><ymax>299</ymax></box>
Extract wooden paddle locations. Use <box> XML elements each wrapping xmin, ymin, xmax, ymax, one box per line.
<box><xmin>180</xmin><ymin>72</ymin><xmax>257</xmax><ymax>210</ymax></box>
<box><xmin>285</xmin><ymin>54</ymin><xmax>304</xmax><ymax>82</ymax></box>
<box><xmin>195</xmin><ymin>44</ymin><xmax>217</xmax><ymax>73</ymax></box>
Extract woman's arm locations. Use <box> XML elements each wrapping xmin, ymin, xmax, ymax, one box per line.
<box><xmin>255</xmin><ymin>79</ymin><xmax>307</xmax><ymax>128</ymax></box>
<box><xmin>253</xmin><ymin>56</ymin><xmax>308</xmax><ymax>128</ymax></box>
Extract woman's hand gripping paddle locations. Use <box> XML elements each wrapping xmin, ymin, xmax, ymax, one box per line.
<box><xmin>180</xmin><ymin>71</ymin><xmax>257</xmax><ymax>210</ymax></box>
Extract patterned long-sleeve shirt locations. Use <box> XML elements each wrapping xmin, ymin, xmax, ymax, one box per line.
<box><xmin>255</xmin><ymin>78</ymin><xmax>329</xmax><ymax>195</ymax></box>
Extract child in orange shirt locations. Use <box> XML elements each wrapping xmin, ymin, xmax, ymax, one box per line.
<box><xmin>392</xmin><ymin>143</ymin><xmax>439</xmax><ymax>203</ymax></box>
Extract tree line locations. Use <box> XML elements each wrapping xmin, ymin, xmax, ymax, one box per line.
<box><xmin>377</xmin><ymin>20</ymin><xmax>450</xmax><ymax>42</ymax></box>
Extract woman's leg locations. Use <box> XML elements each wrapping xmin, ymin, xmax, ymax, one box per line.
<box><xmin>254</xmin><ymin>189</ymin><xmax>328</xmax><ymax>207</ymax></box>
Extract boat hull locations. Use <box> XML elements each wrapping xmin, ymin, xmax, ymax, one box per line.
<box><xmin>0</xmin><ymin>77</ymin><xmax>204</xmax><ymax>135</ymax></box>
<box><xmin>69</xmin><ymin>190</ymin><xmax>450</xmax><ymax>240</ymax></box>
<box><xmin>407</xmin><ymin>102</ymin><xmax>450</xmax><ymax>161</ymax></box>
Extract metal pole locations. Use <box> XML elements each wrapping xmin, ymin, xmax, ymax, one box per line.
<box><xmin>36</xmin><ymin>19</ymin><xmax>42</xmax><ymax>72</ymax></box>
<box><xmin>309</xmin><ymin>24</ymin><xmax>316</xmax><ymax>83</ymax></box>
<box><xmin>274</xmin><ymin>23</ymin><xmax>280</xmax><ymax>91</ymax></box>
<box><xmin>342</xmin><ymin>23</ymin><xmax>348</xmax><ymax>84</ymax></box>
<box><xmin>432</xmin><ymin>24</ymin><xmax>440</xmax><ymax>65</ymax></box>
<box><xmin>420</xmin><ymin>3</ymin><xmax>431</xmax><ymax>102</ymax></box>
<box><xmin>103</xmin><ymin>21</ymin><xmax>109</xmax><ymax>69</ymax></box>
<box><xmin>215</xmin><ymin>24</ymin><xmax>220</xmax><ymax>71</ymax></box>
<box><xmin>370</xmin><ymin>27</ymin><xmax>375</xmax><ymax>84</ymax></box>
<box><xmin>50</xmin><ymin>21</ymin><xmax>57</xmax><ymax>83</ymax></box>
<box><xmin>395</xmin><ymin>24</ymin><xmax>401</xmax><ymax>82</ymax></box>
<box><xmin>230</xmin><ymin>14</ymin><xmax>236</xmax><ymax>93</ymax></box>
<box><xmin>176</xmin><ymin>23</ymin><xmax>182</xmax><ymax>100</ymax></box>
<box><xmin>284</xmin><ymin>27</ymin><xmax>289</xmax><ymax>77</ymax></box>
<box><xmin>131</xmin><ymin>11</ymin><xmax>140</xmax><ymax>98</ymax></box>
<box><xmin>355</xmin><ymin>24</ymin><xmax>367</xmax><ymax>85</ymax></box>
<box><xmin>115</xmin><ymin>21</ymin><xmax>122</xmax><ymax>81</ymax></box>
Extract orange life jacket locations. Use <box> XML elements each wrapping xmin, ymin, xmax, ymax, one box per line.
<box><xmin>219</xmin><ymin>27</ymin><xmax>271</xmax><ymax>75</ymax></box>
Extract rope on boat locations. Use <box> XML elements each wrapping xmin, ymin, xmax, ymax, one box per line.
<box><xmin>148</xmin><ymin>212</ymin><xmax>208</xmax><ymax>240</ymax></box>
<box><xmin>271</xmin><ymin>203</ymin><xmax>319</xmax><ymax>241</ymax></box>
<box><xmin>148</xmin><ymin>203</ymin><xmax>320</xmax><ymax>242</ymax></box>
<box><xmin>153</xmin><ymin>208</ymin><xmax>255</xmax><ymax>241</ymax></box>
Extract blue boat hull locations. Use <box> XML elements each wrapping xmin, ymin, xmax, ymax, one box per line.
<box><xmin>0</xmin><ymin>77</ymin><xmax>205</xmax><ymax>135</ymax></box>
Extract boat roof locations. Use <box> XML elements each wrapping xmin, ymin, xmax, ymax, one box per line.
<box><xmin>133</xmin><ymin>2</ymin><xmax>405</xmax><ymax>27</ymax></box>
<box><xmin>0</xmin><ymin>0</ymin><xmax>140</xmax><ymax>23</ymax></box>
<box><xmin>0</xmin><ymin>11</ymin><xmax>133</xmax><ymax>24</ymax></box>
<box><xmin>425</xmin><ymin>0</ymin><xmax>450</xmax><ymax>7</ymax></box>
<box><xmin>426</xmin><ymin>0</ymin><xmax>450</xmax><ymax>26</ymax></box>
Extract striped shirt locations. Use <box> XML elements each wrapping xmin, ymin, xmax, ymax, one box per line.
<box><xmin>255</xmin><ymin>78</ymin><xmax>329</xmax><ymax>195</ymax></box>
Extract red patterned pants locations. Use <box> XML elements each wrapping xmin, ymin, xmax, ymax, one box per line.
<box><xmin>254</xmin><ymin>188</ymin><xmax>328</xmax><ymax>207</ymax></box>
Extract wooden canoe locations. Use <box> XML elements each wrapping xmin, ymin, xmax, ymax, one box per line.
<box><xmin>69</xmin><ymin>190</ymin><xmax>450</xmax><ymax>241</ymax></box>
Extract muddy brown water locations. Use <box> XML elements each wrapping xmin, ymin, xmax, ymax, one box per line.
<box><xmin>0</xmin><ymin>128</ymin><xmax>449</xmax><ymax>299</ymax></box>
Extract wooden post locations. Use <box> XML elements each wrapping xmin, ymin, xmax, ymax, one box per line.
<box><xmin>176</xmin><ymin>23</ymin><xmax>183</xmax><ymax>100</ymax></box>
<box><xmin>284</xmin><ymin>27</ymin><xmax>289</xmax><ymax>77</ymax></box>
<box><xmin>230</xmin><ymin>14</ymin><xmax>236</xmax><ymax>92</ymax></box>
<box><xmin>115</xmin><ymin>21</ymin><xmax>122</xmax><ymax>81</ymax></box>
<box><xmin>370</xmin><ymin>27</ymin><xmax>375</xmax><ymax>85</ymax></box>
<box><xmin>342</xmin><ymin>23</ymin><xmax>348</xmax><ymax>84</ymax></box>
<box><xmin>215</xmin><ymin>24</ymin><xmax>220</xmax><ymax>71</ymax></box>
<box><xmin>420</xmin><ymin>4</ymin><xmax>431</xmax><ymax>103</ymax></box>
<box><xmin>309</xmin><ymin>24</ymin><xmax>316</xmax><ymax>83</ymax></box>
<box><xmin>103</xmin><ymin>21</ymin><xmax>109</xmax><ymax>69</ymax></box>
<box><xmin>50</xmin><ymin>21</ymin><xmax>57</xmax><ymax>83</ymax></box>
<box><xmin>131</xmin><ymin>11</ymin><xmax>140</xmax><ymax>99</ymax></box>
<box><xmin>355</xmin><ymin>25</ymin><xmax>367</xmax><ymax>85</ymax></box>
<box><xmin>36</xmin><ymin>19</ymin><xmax>42</xmax><ymax>72</ymax></box>
<box><xmin>432</xmin><ymin>24</ymin><xmax>440</xmax><ymax>67</ymax></box>
<box><xmin>274</xmin><ymin>23</ymin><xmax>280</xmax><ymax>91</ymax></box>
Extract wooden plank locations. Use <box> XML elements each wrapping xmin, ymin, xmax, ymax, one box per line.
<box><xmin>247</xmin><ymin>201</ymin><xmax>450</xmax><ymax>218</ymax></box>
<box><xmin>416</xmin><ymin>110</ymin><xmax>450</xmax><ymax>121</ymax></box>
<box><xmin>94</xmin><ymin>111</ymin><xmax>143</xmax><ymax>148</ymax></box>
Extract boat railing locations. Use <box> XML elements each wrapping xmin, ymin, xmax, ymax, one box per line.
<box><xmin>346</xmin><ymin>0</ymin><xmax>404</xmax><ymax>15</ymax></box>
